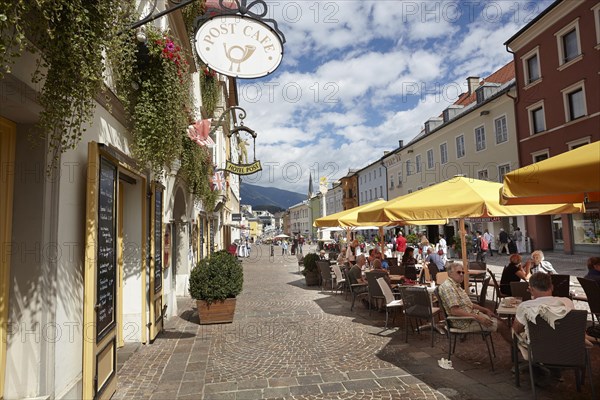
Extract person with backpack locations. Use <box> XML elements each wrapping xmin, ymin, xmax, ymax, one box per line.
<box><xmin>475</xmin><ymin>231</ymin><xmax>487</xmax><ymax>263</ymax></box>
<box><xmin>483</xmin><ymin>229</ymin><xmax>494</xmax><ymax>257</ymax></box>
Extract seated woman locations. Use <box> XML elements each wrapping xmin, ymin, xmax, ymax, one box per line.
<box><xmin>530</xmin><ymin>250</ymin><xmax>558</xmax><ymax>274</ymax></box>
<box><xmin>401</xmin><ymin>247</ymin><xmax>418</xmax><ymax>265</ymax></box>
<box><xmin>401</xmin><ymin>247</ymin><xmax>418</xmax><ymax>280</ymax></box>
<box><xmin>500</xmin><ymin>253</ymin><xmax>531</xmax><ymax>296</ymax></box>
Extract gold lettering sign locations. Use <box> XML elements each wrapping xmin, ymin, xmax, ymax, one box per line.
<box><xmin>225</xmin><ymin>160</ymin><xmax>262</xmax><ymax>175</ymax></box>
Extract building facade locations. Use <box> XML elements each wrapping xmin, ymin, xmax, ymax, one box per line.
<box><xmin>357</xmin><ymin>159</ymin><xmax>388</xmax><ymax>205</ymax></box>
<box><xmin>340</xmin><ymin>170</ymin><xmax>358</xmax><ymax>210</ymax></box>
<box><xmin>0</xmin><ymin>3</ymin><xmax>239</xmax><ymax>399</ymax></box>
<box><xmin>505</xmin><ymin>0</ymin><xmax>600</xmax><ymax>253</ymax></box>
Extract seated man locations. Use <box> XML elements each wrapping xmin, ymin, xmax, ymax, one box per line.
<box><xmin>512</xmin><ymin>272</ymin><xmax>574</xmax><ymax>359</ymax></box>
<box><xmin>348</xmin><ymin>254</ymin><xmax>369</xmax><ymax>306</ymax></box>
<box><xmin>583</xmin><ymin>256</ymin><xmax>600</xmax><ymax>283</ymax></box>
<box><xmin>425</xmin><ymin>247</ymin><xmax>445</xmax><ymax>272</ymax></box>
<box><xmin>438</xmin><ymin>263</ymin><xmax>511</xmax><ymax>343</ymax></box>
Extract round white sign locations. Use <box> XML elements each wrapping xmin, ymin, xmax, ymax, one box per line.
<box><xmin>195</xmin><ymin>15</ymin><xmax>284</xmax><ymax>79</ymax></box>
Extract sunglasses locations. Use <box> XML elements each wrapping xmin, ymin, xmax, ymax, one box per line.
<box><xmin>455</xmin><ymin>271</ymin><xmax>465</xmax><ymax>275</ymax></box>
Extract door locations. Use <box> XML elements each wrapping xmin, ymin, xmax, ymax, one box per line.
<box><xmin>0</xmin><ymin>117</ymin><xmax>16</xmax><ymax>400</ymax></box>
<box><xmin>149</xmin><ymin>183</ymin><xmax>164</xmax><ymax>340</ymax></box>
<box><xmin>83</xmin><ymin>143</ymin><xmax>118</xmax><ymax>400</ymax></box>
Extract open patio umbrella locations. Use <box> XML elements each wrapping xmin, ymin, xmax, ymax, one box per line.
<box><xmin>500</xmin><ymin>141</ymin><xmax>600</xmax><ymax>205</ymax></box>
<box><xmin>357</xmin><ymin>176</ymin><xmax>584</xmax><ymax>288</ymax></box>
<box><xmin>273</xmin><ymin>234</ymin><xmax>290</xmax><ymax>239</ymax></box>
<box><xmin>314</xmin><ymin>200</ymin><xmax>445</xmax><ymax>253</ymax></box>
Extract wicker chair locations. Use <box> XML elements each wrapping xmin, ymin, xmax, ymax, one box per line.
<box><xmin>344</xmin><ymin>269</ymin><xmax>368</xmax><ymax>311</ymax></box>
<box><xmin>510</xmin><ymin>281</ymin><xmax>532</xmax><ymax>301</ymax></box>
<box><xmin>525</xmin><ymin>310</ymin><xmax>595</xmax><ymax>399</ymax></box>
<box><xmin>365</xmin><ymin>271</ymin><xmax>387</xmax><ymax>315</ymax></box>
<box><xmin>317</xmin><ymin>261</ymin><xmax>333</xmax><ymax>292</ymax></box>
<box><xmin>550</xmin><ymin>274</ymin><xmax>570</xmax><ymax>298</ymax></box>
<box><xmin>435</xmin><ymin>287</ymin><xmax>496</xmax><ymax>371</ymax></box>
<box><xmin>399</xmin><ymin>286</ymin><xmax>440</xmax><ymax>347</ymax></box>
<box><xmin>577</xmin><ymin>277</ymin><xmax>600</xmax><ymax>326</ymax></box>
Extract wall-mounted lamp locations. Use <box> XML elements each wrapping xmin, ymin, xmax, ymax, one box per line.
<box><xmin>136</xmin><ymin>27</ymin><xmax>147</xmax><ymax>43</ymax></box>
<box><xmin>407</xmin><ymin>149</ymin><xmax>414</xmax><ymax>154</ymax></box>
<box><xmin>480</xmin><ymin>110</ymin><xmax>490</xmax><ymax>116</ymax></box>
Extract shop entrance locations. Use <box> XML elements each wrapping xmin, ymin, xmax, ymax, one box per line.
<box><xmin>83</xmin><ymin>142</ymin><xmax>153</xmax><ymax>399</ymax></box>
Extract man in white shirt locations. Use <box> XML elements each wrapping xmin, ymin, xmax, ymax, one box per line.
<box><xmin>483</xmin><ymin>229</ymin><xmax>494</xmax><ymax>257</ymax></box>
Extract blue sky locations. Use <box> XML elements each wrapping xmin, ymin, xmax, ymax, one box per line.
<box><xmin>236</xmin><ymin>0</ymin><xmax>553</xmax><ymax>194</ymax></box>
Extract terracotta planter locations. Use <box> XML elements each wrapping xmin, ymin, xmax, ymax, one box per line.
<box><xmin>196</xmin><ymin>298</ymin><xmax>236</xmax><ymax>324</ymax></box>
<box><xmin>304</xmin><ymin>271</ymin><xmax>320</xmax><ymax>286</ymax></box>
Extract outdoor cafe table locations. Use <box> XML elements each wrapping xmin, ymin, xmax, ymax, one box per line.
<box><xmin>497</xmin><ymin>298</ymin><xmax>521</xmax><ymax>387</ymax></box>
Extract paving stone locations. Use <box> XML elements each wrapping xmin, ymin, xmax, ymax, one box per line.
<box><xmin>295</xmin><ymin>375</ymin><xmax>323</xmax><ymax>385</ymax></box>
<box><xmin>177</xmin><ymin>380</ymin><xmax>204</xmax><ymax>396</ymax></box>
<box><xmin>372</xmin><ymin>368</ymin><xmax>411</xmax><ymax>378</ymax></box>
<box><xmin>203</xmin><ymin>392</ymin><xmax>236</xmax><ymax>400</ymax></box>
<box><xmin>263</xmin><ymin>386</ymin><xmax>291</xmax><ymax>398</ymax></box>
<box><xmin>288</xmin><ymin>384</ymin><xmax>321</xmax><ymax>396</ymax></box>
<box><xmin>234</xmin><ymin>389</ymin><xmax>263</xmax><ymax>399</ymax></box>
<box><xmin>236</xmin><ymin>378</ymin><xmax>269</xmax><ymax>390</ymax></box>
<box><xmin>341</xmin><ymin>379</ymin><xmax>381</xmax><ymax>391</ymax></box>
<box><xmin>345</xmin><ymin>370</ymin><xmax>377</xmax><ymax>380</ymax></box>
<box><xmin>204</xmin><ymin>382</ymin><xmax>238</xmax><ymax>393</ymax></box>
<box><xmin>318</xmin><ymin>382</ymin><xmax>345</xmax><ymax>394</ymax></box>
<box><xmin>268</xmin><ymin>377</ymin><xmax>298</xmax><ymax>387</ymax></box>
<box><xmin>320</xmin><ymin>372</ymin><xmax>347</xmax><ymax>382</ymax></box>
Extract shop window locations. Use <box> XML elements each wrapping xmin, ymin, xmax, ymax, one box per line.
<box><xmin>573</xmin><ymin>212</ymin><xmax>599</xmax><ymax>246</ymax></box>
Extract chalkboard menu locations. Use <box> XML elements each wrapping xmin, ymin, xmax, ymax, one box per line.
<box><xmin>154</xmin><ymin>189</ymin><xmax>162</xmax><ymax>293</ymax></box>
<box><xmin>96</xmin><ymin>158</ymin><xmax>117</xmax><ymax>341</ymax></box>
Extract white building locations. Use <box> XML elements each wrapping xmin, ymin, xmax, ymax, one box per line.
<box><xmin>357</xmin><ymin>157</ymin><xmax>388</xmax><ymax>205</ymax></box>
<box><xmin>0</xmin><ymin>2</ymin><xmax>239</xmax><ymax>399</ymax></box>
<box><xmin>288</xmin><ymin>201</ymin><xmax>311</xmax><ymax>237</ymax></box>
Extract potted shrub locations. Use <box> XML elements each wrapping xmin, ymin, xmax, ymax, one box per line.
<box><xmin>189</xmin><ymin>250</ymin><xmax>243</xmax><ymax>324</ymax></box>
<box><xmin>302</xmin><ymin>253</ymin><xmax>320</xmax><ymax>286</ymax></box>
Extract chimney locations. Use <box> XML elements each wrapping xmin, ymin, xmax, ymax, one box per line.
<box><xmin>467</xmin><ymin>76</ymin><xmax>480</xmax><ymax>95</ymax></box>
<box><xmin>383</xmin><ymin>151</ymin><xmax>390</xmax><ymax>155</ymax></box>
<box><xmin>398</xmin><ymin>140</ymin><xmax>404</xmax><ymax>148</ymax></box>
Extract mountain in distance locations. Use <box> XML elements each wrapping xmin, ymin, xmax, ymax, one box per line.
<box><xmin>240</xmin><ymin>182</ymin><xmax>306</xmax><ymax>210</ymax></box>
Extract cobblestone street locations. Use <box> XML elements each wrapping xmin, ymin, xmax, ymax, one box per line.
<box><xmin>114</xmin><ymin>248</ymin><xmax>597</xmax><ymax>400</ymax></box>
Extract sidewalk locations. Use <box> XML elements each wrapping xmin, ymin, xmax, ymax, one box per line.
<box><xmin>113</xmin><ymin>249</ymin><xmax>598</xmax><ymax>399</ymax></box>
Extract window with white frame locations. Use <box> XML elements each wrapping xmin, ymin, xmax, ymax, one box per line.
<box><xmin>398</xmin><ymin>171</ymin><xmax>403</xmax><ymax>186</ymax></box>
<box><xmin>532</xmin><ymin>150</ymin><xmax>549</xmax><ymax>163</ymax></box>
<box><xmin>562</xmin><ymin>81</ymin><xmax>586</xmax><ymax>122</ymax></box>
<box><xmin>522</xmin><ymin>47</ymin><xmax>541</xmax><ymax>85</ymax></box>
<box><xmin>426</xmin><ymin>149</ymin><xmax>434</xmax><ymax>169</ymax></box>
<box><xmin>477</xmin><ymin>169</ymin><xmax>488</xmax><ymax>181</ymax></box>
<box><xmin>475</xmin><ymin>126</ymin><xmax>486</xmax><ymax>151</ymax></box>
<box><xmin>440</xmin><ymin>143</ymin><xmax>448</xmax><ymax>164</ymax></box>
<box><xmin>415</xmin><ymin>154</ymin><xmax>422</xmax><ymax>173</ymax></box>
<box><xmin>456</xmin><ymin>135</ymin><xmax>465</xmax><ymax>158</ymax></box>
<box><xmin>406</xmin><ymin>160</ymin><xmax>412</xmax><ymax>176</ymax></box>
<box><xmin>567</xmin><ymin>137</ymin><xmax>590</xmax><ymax>150</ymax></box>
<box><xmin>390</xmin><ymin>176</ymin><xmax>394</xmax><ymax>189</ymax></box>
<box><xmin>527</xmin><ymin>102</ymin><xmax>546</xmax><ymax>134</ymax></box>
<box><xmin>594</xmin><ymin>3</ymin><xmax>600</xmax><ymax>46</ymax></box>
<box><xmin>555</xmin><ymin>20</ymin><xmax>581</xmax><ymax>66</ymax></box>
<box><xmin>498</xmin><ymin>164</ymin><xmax>511</xmax><ymax>183</ymax></box>
<box><xmin>380</xmin><ymin>185</ymin><xmax>383</xmax><ymax>198</ymax></box>
<box><xmin>494</xmin><ymin>115</ymin><xmax>508</xmax><ymax>144</ymax></box>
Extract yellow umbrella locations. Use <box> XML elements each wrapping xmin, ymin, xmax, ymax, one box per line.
<box><xmin>315</xmin><ymin>200</ymin><xmax>445</xmax><ymax>254</ymax></box>
<box><xmin>314</xmin><ymin>200</ymin><xmax>390</xmax><ymax>228</ymax></box>
<box><xmin>500</xmin><ymin>141</ymin><xmax>600</xmax><ymax>205</ymax></box>
<box><xmin>357</xmin><ymin>176</ymin><xmax>584</xmax><ymax>287</ymax></box>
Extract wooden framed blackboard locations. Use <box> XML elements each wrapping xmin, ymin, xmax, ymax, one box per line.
<box><xmin>154</xmin><ymin>188</ymin><xmax>162</xmax><ymax>293</ymax></box>
<box><xmin>96</xmin><ymin>157</ymin><xmax>117</xmax><ymax>341</ymax></box>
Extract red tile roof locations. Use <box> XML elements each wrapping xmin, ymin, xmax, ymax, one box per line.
<box><xmin>454</xmin><ymin>61</ymin><xmax>515</xmax><ymax>106</ymax></box>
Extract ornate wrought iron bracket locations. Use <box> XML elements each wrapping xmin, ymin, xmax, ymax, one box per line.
<box><xmin>131</xmin><ymin>0</ymin><xmax>197</xmax><ymax>30</ymax></box>
<box><xmin>130</xmin><ymin>0</ymin><xmax>285</xmax><ymax>45</ymax></box>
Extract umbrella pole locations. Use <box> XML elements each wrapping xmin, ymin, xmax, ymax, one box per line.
<box><xmin>460</xmin><ymin>218</ymin><xmax>469</xmax><ymax>290</ymax></box>
<box><xmin>379</xmin><ymin>227</ymin><xmax>384</xmax><ymax>257</ymax></box>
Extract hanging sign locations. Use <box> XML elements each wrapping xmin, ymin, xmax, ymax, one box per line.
<box><xmin>225</xmin><ymin>160</ymin><xmax>262</xmax><ymax>175</ymax></box>
<box><xmin>195</xmin><ymin>14</ymin><xmax>284</xmax><ymax>78</ymax></box>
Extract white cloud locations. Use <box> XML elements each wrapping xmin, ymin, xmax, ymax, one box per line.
<box><xmin>234</xmin><ymin>0</ymin><xmax>553</xmax><ymax>194</ymax></box>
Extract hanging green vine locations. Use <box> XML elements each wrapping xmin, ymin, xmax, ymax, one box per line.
<box><xmin>179</xmin><ymin>134</ymin><xmax>218</xmax><ymax>211</ymax></box>
<box><xmin>200</xmin><ymin>65</ymin><xmax>220</xmax><ymax>117</ymax></box>
<box><xmin>108</xmin><ymin>25</ymin><xmax>193</xmax><ymax>174</ymax></box>
<box><xmin>0</xmin><ymin>0</ymin><xmax>129</xmax><ymax>167</ymax></box>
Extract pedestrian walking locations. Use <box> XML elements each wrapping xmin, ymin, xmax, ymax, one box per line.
<box><xmin>483</xmin><ymin>229</ymin><xmax>494</xmax><ymax>257</ymax></box>
<box><xmin>513</xmin><ymin>227</ymin><xmax>523</xmax><ymax>254</ymax></box>
<box><xmin>498</xmin><ymin>228</ymin><xmax>509</xmax><ymax>255</ymax></box>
